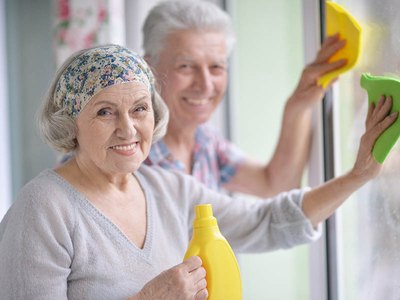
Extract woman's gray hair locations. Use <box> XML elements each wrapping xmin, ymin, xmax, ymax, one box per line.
<box><xmin>142</xmin><ymin>0</ymin><xmax>236</xmax><ymax>62</ymax></box>
<box><xmin>38</xmin><ymin>46</ymin><xmax>169</xmax><ymax>153</ymax></box>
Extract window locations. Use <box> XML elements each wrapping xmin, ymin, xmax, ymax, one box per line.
<box><xmin>333</xmin><ymin>1</ymin><xmax>400</xmax><ymax>299</ymax></box>
<box><xmin>230</xmin><ymin>1</ymin><xmax>311</xmax><ymax>298</ymax></box>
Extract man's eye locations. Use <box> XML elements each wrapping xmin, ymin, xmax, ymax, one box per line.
<box><xmin>211</xmin><ymin>65</ymin><xmax>226</xmax><ymax>72</ymax></box>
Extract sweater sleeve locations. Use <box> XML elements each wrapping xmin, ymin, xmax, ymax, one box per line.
<box><xmin>174</xmin><ymin>170</ymin><xmax>321</xmax><ymax>253</ymax></box>
<box><xmin>0</xmin><ymin>179</ymin><xmax>75</xmax><ymax>300</ymax></box>
<box><xmin>207</xmin><ymin>187</ymin><xmax>321</xmax><ymax>252</ymax></box>
<box><xmin>140</xmin><ymin>165</ymin><xmax>321</xmax><ymax>254</ymax></box>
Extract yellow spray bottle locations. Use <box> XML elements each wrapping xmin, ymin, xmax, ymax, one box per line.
<box><xmin>184</xmin><ymin>204</ymin><xmax>242</xmax><ymax>300</ymax></box>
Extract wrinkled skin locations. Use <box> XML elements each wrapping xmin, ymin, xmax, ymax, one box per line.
<box><xmin>132</xmin><ymin>256</ymin><xmax>208</xmax><ymax>300</ymax></box>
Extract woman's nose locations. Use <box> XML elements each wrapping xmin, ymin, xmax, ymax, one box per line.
<box><xmin>116</xmin><ymin>115</ymin><xmax>137</xmax><ymax>139</ymax></box>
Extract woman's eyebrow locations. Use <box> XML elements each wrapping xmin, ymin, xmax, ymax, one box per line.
<box><xmin>93</xmin><ymin>95</ymin><xmax>150</xmax><ymax>107</ymax></box>
<box><xmin>134</xmin><ymin>95</ymin><xmax>151</xmax><ymax>102</ymax></box>
<box><xmin>92</xmin><ymin>100</ymin><xmax>117</xmax><ymax>107</ymax></box>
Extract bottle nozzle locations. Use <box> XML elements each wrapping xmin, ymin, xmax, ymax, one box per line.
<box><xmin>193</xmin><ymin>204</ymin><xmax>217</xmax><ymax>228</ymax></box>
<box><xmin>195</xmin><ymin>204</ymin><xmax>213</xmax><ymax>218</ymax></box>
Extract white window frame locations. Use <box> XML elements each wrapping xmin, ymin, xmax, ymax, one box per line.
<box><xmin>0</xmin><ymin>0</ymin><xmax>12</xmax><ymax>220</ymax></box>
<box><xmin>304</xmin><ymin>1</ymin><xmax>343</xmax><ymax>299</ymax></box>
<box><xmin>302</xmin><ymin>1</ymin><xmax>329</xmax><ymax>299</ymax></box>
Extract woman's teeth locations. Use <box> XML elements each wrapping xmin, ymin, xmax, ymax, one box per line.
<box><xmin>111</xmin><ymin>143</ymin><xmax>136</xmax><ymax>151</ymax></box>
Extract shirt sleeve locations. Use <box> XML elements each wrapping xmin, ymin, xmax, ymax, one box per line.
<box><xmin>0</xmin><ymin>181</ymin><xmax>74</xmax><ymax>300</ymax></box>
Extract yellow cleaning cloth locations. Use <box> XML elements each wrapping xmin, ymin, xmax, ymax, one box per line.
<box><xmin>318</xmin><ymin>1</ymin><xmax>362</xmax><ymax>88</ymax></box>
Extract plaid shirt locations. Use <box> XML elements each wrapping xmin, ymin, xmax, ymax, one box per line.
<box><xmin>145</xmin><ymin>125</ymin><xmax>244</xmax><ymax>191</ymax></box>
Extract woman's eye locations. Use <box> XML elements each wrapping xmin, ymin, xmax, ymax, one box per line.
<box><xmin>97</xmin><ymin>108</ymin><xmax>112</xmax><ymax>116</ymax></box>
<box><xmin>135</xmin><ymin>105</ymin><xmax>148</xmax><ymax>113</ymax></box>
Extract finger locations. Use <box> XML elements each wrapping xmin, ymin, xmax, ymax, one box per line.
<box><xmin>374</xmin><ymin>96</ymin><xmax>393</xmax><ymax>121</ymax></box>
<box><xmin>195</xmin><ymin>288</ymin><xmax>208</xmax><ymax>300</ymax></box>
<box><xmin>373</xmin><ymin>95</ymin><xmax>386</xmax><ymax>112</ymax></box>
<box><xmin>365</xmin><ymin>102</ymin><xmax>375</xmax><ymax>128</ymax></box>
<box><xmin>317</xmin><ymin>59</ymin><xmax>347</xmax><ymax>76</ymax></box>
<box><xmin>315</xmin><ymin>39</ymin><xmax>346</xmax><ymax>63</ymax></box>
<box><xmin>318</xmin><ymin>33</ymin><xmax>341</xmax><ymax>55</ymax></box>
<box><xmin>195</xmin><ymin>278</ymin><xmax>207</xmax><ymax>290</ymax></box>
<box><xmin>370</xmin><ymin>112</ymin><xmax>398</xmax><ymax>141</ymax></box>
<box><xmin>190</xmin><ymin>266</ymin><xmax>206</xmax><ymax>283</ymax></box>
<box><xmin>321</xmin><ymin>33</ymin><xmax>341</xmax><ymax>47</ymax></box>
<box><xmin>382</xmin><ymin>95</ymin><xmax>393</xmax><ymax>109</ymax></box>
<box><xmin>318</xmin><ymin>37</ymin><xmax>345</xmax><ymax>58</ymax></box>
<box><xmin>378</xmin><ymin>96</ymin><xmax>393</xmax><ymax>120</ymax></box>
<box><xmin>303</xmin><ymin>59</ymin><xmax>346</xmax><ymax>84</ymax></box>
<box><xmin>367</xmin><ymin>96</ymin><xmax>385</xmax><ymax>129</ymax></box>
<box><xmin>183</xmin><ymin>256</ymin><xmax>203</xmax><ymax>272</ymax></box>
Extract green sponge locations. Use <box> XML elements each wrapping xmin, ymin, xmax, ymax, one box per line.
<box><xmin>360</xmin><ymin>73</ymin><xmax>400</xmax><ymax>163</ymax></box>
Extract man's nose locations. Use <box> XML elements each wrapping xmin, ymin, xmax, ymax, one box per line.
<box><xmin>193</xmin><ymin>67</ymin><xmax>213</xmax><ymax>95</ymax></box>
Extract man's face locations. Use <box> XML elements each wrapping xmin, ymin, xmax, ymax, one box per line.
<box><xmin>151</xmin><ymin>29</ymin><xmax>228</xmax><ymax>130</ymax></box>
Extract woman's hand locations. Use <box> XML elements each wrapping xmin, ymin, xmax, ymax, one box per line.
<box><xmin>351</xmin><ymin>96</ymin><xmax>398</xmax><ymax>180</ymax></box>
<box><xmin>133</xmin><ymin>256</ymin><xmax>208</xmax><ymax>300</ymax></box>
<box><xmin>288</xmin><ymin>33</ymin><xmax>347</xmax><ymax>111</ymax></box>
<box><xmin>302</xmin><ymin>96</ymin><xmax>398</xmax><ymax>227</ymax></box>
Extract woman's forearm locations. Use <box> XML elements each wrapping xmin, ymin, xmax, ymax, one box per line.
<box><xmin>302</xmin><ymin>170</ymin><xmax>369</xmax><ymax>227</ymax></box>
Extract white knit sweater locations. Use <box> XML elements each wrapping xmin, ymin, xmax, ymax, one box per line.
<box><xmin>0</xmin><ymin>165</ymin><xmax>320</xmax><ymax>299</ymax></box>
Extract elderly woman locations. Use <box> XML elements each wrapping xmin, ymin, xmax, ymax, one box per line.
<box><xmin>0</xmin><ymin>45</ymin><xmax>396</xmax><ymax>300</ymax></box>
<box><xmin>143</xmin><ymin>0</ymin><xmax>348</xmax><ymax>196</ymax></box>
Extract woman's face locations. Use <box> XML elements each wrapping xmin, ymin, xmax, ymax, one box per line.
<box><xmin>75</xmin><ymin>82</ymin><xmax>155</xmax><ymax>175</ymax></box>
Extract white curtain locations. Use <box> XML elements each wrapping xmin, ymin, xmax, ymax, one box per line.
<box><xmin>53</xmin><ymin>0</ymin><xmax>125</xmax><ymax>67</ymax></box>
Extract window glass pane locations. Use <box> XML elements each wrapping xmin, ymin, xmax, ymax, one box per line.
<box><xmin>231</xmin><ymin>1</ymin><xmax>310</xmax><ymax>298</ymax></box>
<box><xmin>334</xmin><ymin>1</ymin><xmax>400</xmax><ymax>299</ymax></box>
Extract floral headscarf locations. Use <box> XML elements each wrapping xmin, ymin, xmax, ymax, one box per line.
<box><xmin>54</xmin><ymin>44</ymin><xmax>155</xmax><ymax>117</ymax></box>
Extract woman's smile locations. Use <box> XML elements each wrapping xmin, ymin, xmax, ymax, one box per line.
<box><xmin>75</xmin><ymin>82</ymin><xmax>155</xmax><ymax>175</ymax></box>
<box><xmin>109</xmin><ymin>142</ymin><xmax>139</xmax><ymax>156</ymax></box>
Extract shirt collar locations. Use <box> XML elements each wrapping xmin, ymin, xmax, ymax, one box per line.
<box><xmin>147</xmin><ymin>125</ymin><xmax>209</xmax><ymax>164</ymax></box>
<box><xmin>194</xmin><ymin>125</ymin><xmax>209</xmax><ymax>149</ymax></box>
<box><xmin>147</xmin><ymin>139</ymin><xmax>172</xmax><ymax>165</ymax></box>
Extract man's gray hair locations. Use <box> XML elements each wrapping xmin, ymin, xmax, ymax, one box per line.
<box><xmin>142</xmin><ymin>0</ymin><xmax>236</xmax><ymax>62</ymax></box>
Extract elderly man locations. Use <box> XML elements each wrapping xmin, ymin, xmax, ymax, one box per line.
<box><xmin>143</xmin><ymin>0</ymin><xmax>347</xmax><ymax>197</ymax></box>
